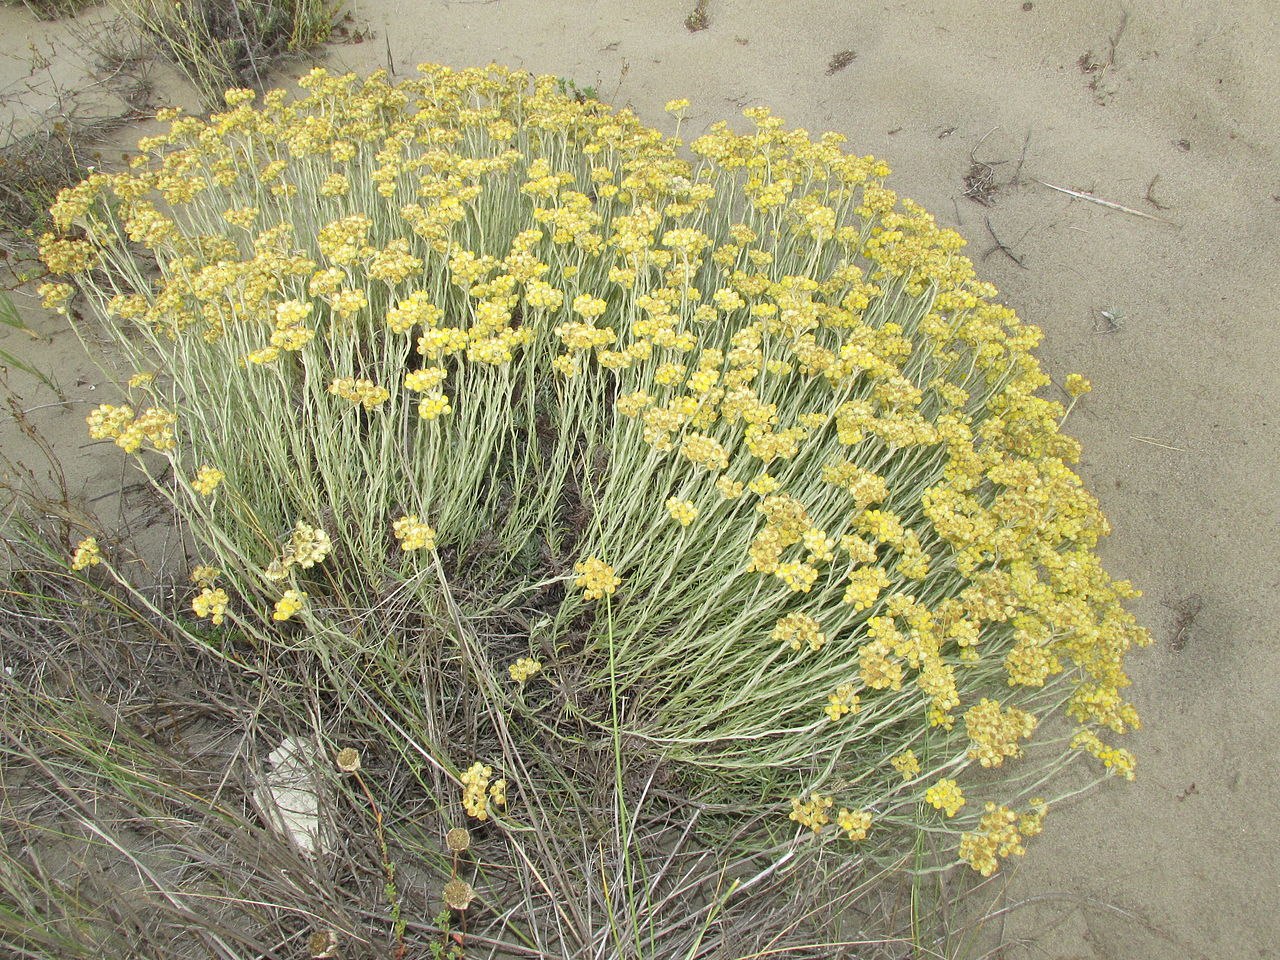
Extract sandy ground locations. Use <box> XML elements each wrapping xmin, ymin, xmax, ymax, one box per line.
<box><xmin>2</xmin><ymin>1</ymin><xmax>1277</xmax><ymax>957</ymax></box>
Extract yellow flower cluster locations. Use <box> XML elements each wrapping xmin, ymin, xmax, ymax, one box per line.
<box><xmin>715</xmin><ymin>476</ymin><xmax>744</xmax><ymax>499</ymax></box>
<box><xmin>192</xmin><ymin>587</ymin><xmax>229</xmax><ymax>626</ymax></box>
<box><xmin>958</xmin><ymin>803</ymin><xmax>1024</xmax><ymax>876</ymax></box>
<box><xmin>788</xmin><ymin>793</ymin><xmax>834</xmax><ymax>833</ymax></box>
<box><xmin>417</xmin><ymin>392</ymin><xmax>453</xmax><ymax>420</ymax></box>
<box><xmin>192</xmin><ymin>465</ymin><xmax>224</xmax><ymax>496</ymax></box>
<box><xmin>924</xmin><ymin>778</ymin><xmax>966</xmax><ymax>817</ymax></box>
<box><xmin>190</xmin><ymin>564</ymin><xmax>220</xmax><ymax>586</ymax></box>
<box><xmin>460</xmin><ymin>761</ymin><xmax>507</xmax><ymax>821</ymax></box>
<box><xmin>964</xmin><ymin>698</ymin><xmax>1038</xmax><ymax>768</ymax></box>
<box><xmin>824</xmin><ymin>683</ymin><xmax>860</xmax><ymax>721</ymax></box>
<box><xmin>836</xmin><ymin>808</ymin><xmax>872</xmax><ymax>842</ymax></box>
<box><xmin>392</xmin><ymin>515</ymin><xmax>436</xmax><ymax>551</ymax></box>
<box><xmin>1071</xmin><ymin>729</ymin><xmax>1137</xmax><ymax>780</ymax></box>
<box><xmin>772</xmin><ymin>612</ymin><xmax>826</xmax><ymax>652</ymax></box>
<box><xmin>573</xmin><ymin>557</ymin><xmax>620</xmax><ymax>601</ymax></box>
<box><xmin>272</xmin><ymin>589</ymin><xmax>306</xmax><ymax>621</ymax></box>
<box><xmin>890</xmin><ymin>750</ymin><xmax>921</xmax><ymax>781</ymax></box>
<box><xmin>295</xmin><ymin>523</ymin><xmax>332</xmax><ymax>565</ymax></box>
<box><xmin>266</xmin><ymin>521</ymin><xmax>332</xmax><ymax>580</ymax></box>
<box><xmin>1065</xmin><ymin>373</ymin><xmax>1092</xmax><ymax>398</ymax></box>
<box><xmin>957</xmin><ymin>799</ymin><xmax>1047</xmax><ymax>876</ymax></box>
<box><xmin>665</xmin><ymin>497</ymin><xmax>699</xmax><ymax>526</ymax></box>
<box><xmin>679</xmin><ymin>433</ymin><xmax>730</xmax><ymax>471</ymax></box>
<box><xmin>38</xmin><ymin>281</ymin><xmax>73</xmax><ymax>313</ymax></box>
<box><xmin>329</xmin><ymin>377</ymin><xmax>390</xmax><ymax>410</ymax></box>
<box><xmin>86</xmin><ymin>404</ymin><xmax>177</xmax><ymax>453</ymax></box>
<box><xmin>403</xmin><ymin>367</ymin><xmax>446</xmax><ymax>392</ymax></box>
<box><xmin>508</xmin><ymin>657</ymin><xmax>542</xmax><ymax>684</ymax></box>
<box><xmin>71</xmin><ymin>536</ymin><xmax>102</xmax><ymax>570</ymax></box>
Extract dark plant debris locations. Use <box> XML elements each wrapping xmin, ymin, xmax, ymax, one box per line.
<box><xmin>826</xmin><ymin>50</ymin><xmax>857</xmax><ymax>75</ymax></box>
<box><xmin>1078</xmin><ymin>10</ymin><xmax>1129</xmax><ymax>105</ymax></box>
<box><xmin>963</xmin><ymin>161</ymin><xmax>1000</xmax><ymax>206</ymax></box>
<box><xmin>1169</xmin><ymin>594</ymin><xmax>1203</xmax><ymax>652</ymax></box>
<box><xmin>962</xmin><ymin>128</ymin><xmax>1031</xmax><ymax>206</ymax></box>
<box><xmin>685</xmin><ymin>0</ymin><xmax>710</xmax><ymax>32</ymax></box>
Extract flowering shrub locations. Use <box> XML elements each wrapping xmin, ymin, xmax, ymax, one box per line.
<box><xmin>41</xmin><ymin>64</ymin><xmax>1148</xmax><ymax>879</ymax></box>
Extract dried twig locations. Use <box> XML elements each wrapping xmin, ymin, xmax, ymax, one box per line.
<box><xmin>983</xmin><ymin>217</ymin><xmax>1027</xmax><ymax>269</ymax></box>
<box><xmin>1144</xmin><ymin>174</ymin><xmax>1170</xmax><ymax>211</ymax></box>
<box><xmin>1129</xmin><ymin>435</ymin><xmax>1186</xmax><ymax>452</ymax></box>
<box><xmin>1036</xmin><ymin>180</ymin><xmax>1178</xmax><ymax>225</ymax></box>
<box><xmin>1011</xmin><ymin>128</ymin><xmax>1032</xmax><ymax>187</ymax></box>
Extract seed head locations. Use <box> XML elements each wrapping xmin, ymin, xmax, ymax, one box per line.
<box><xmin>445</xmin><ymin>827</ymin><xmax>471</xmax><ymax>852</ymax></box>
<box><xmin>443</xmin><ymin>878</ymin><xmax>474</xmax><ymax>910</ymax></box>
<box><xmin>336</xmin><ymin>747</ymin><xmax>361</xmax><ymax>773</ymax></box>
<box><xmin>307</xmin><ymin>929</ymin><xmax>339</xmax><ymax>958</ymax></box>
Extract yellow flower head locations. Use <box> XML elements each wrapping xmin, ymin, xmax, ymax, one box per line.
<box><xmin>71</xmin><ymin>536</ymin><xmax>102</xmax><ymax>571</ymax></box>
<box><xmin>573</xmin><ymin>556</ymin><xmax>620</xmax><ymax>601</ymax></box>
<box><xmin>1065</xmin><ymin>373</ymin><xmax>1092</xmax><ymax>398</ymax></box>
<box><xmin>190</xmin><ymin>564</ymin><xmax>220</xmax><ymax>587</ymax></box>
<box><xmin>417</xmin><ymin>392</ymin><xmax>453</xmax><ymax>420</ymax></box>
<box><xmin>461</xmin><ymin>761</ymin><xmax>495</xmax><ymax>821</ymax></box>
<box><xmin>959</xmin><ymin>803</ymin><xmax>1026</xmax><ymax>876</ymax></box>
<box><xmin>329</xmin><ymin>377</ymin><xmax>389</xmax><ymax>410</ymax></box>
<box><xmin>86</xmin><ymin>404</ymin><xmax>134</xmax><ymax>441</ymax></box>
<box><xmin>284</xmin><ymin>522</ymin><xmax>332</xmax><ymax>570</ymax></box>
<box><xmin>509</xmin><ymin>657</ymin><xmax>543</xmax><ymax>684</ymax></box>
<box><xmin>964</xmin><ymin>698</ymin><xmax>1038</xmax><ymax>768</ymax></box>
<box><xmin>890</xmin><ymin>750</ymin><xmax>921</xmax><ymax>781</ymax></box>
<box><xmin>666</xmin><ymin>497</ymin><xmax>699</xmax><ymax>527</ymax></box>
<box><xmin>273</xmin><ymin>588</ymin><xmax>307</xmax><ymax>621</ymax></box>
<box><xmin>788</xmin><ymin>793</ymin><xmax>834</xmax><ymax>833</ymax></box>
<box><xmin>836</xmin><ymin>808</ymin><xmax>872</xmax><ymax>841</ymax></box>
<box><xmin>192</xmin><ymin>465</ymin><xmax>225</xmax><ymax>496</ymax></box>
<box><xmin>924</xmin><ymin>778</ymin><xmax>966</xmax><ymax>817</ymax></box>
<box><xmin>193</xmin><ymin>587</ymin><xmax>230</xmax><ymax>626</ymax></box>
<box><xmin>824</xmin><ymin>683</ymin><xmax>860</xmax><ymax>722</ymax></box>
<box><xmin>571</xmin><ymin>294</ymin><xmax>608</xmax><ymax>320</ymax></box>
<box><xmin>392</xmin><ymin>515</ymin><xmax>437</xmax><ymax>551</ymax></box>
<box><xmin>772</xmin><ymin>612</ymin><xmax>826</xmax><ymax>652</ymax></box>
<box><xmin>716</xmin><ymin>476</ymin><xmax>745</xmax><ymax>499</ymax></box>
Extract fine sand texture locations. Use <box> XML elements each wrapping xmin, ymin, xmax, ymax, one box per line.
<box><xmin>2</xmin><ymin>2</ymin><xmax>1276</xmax><ymax>958</ymax></box>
